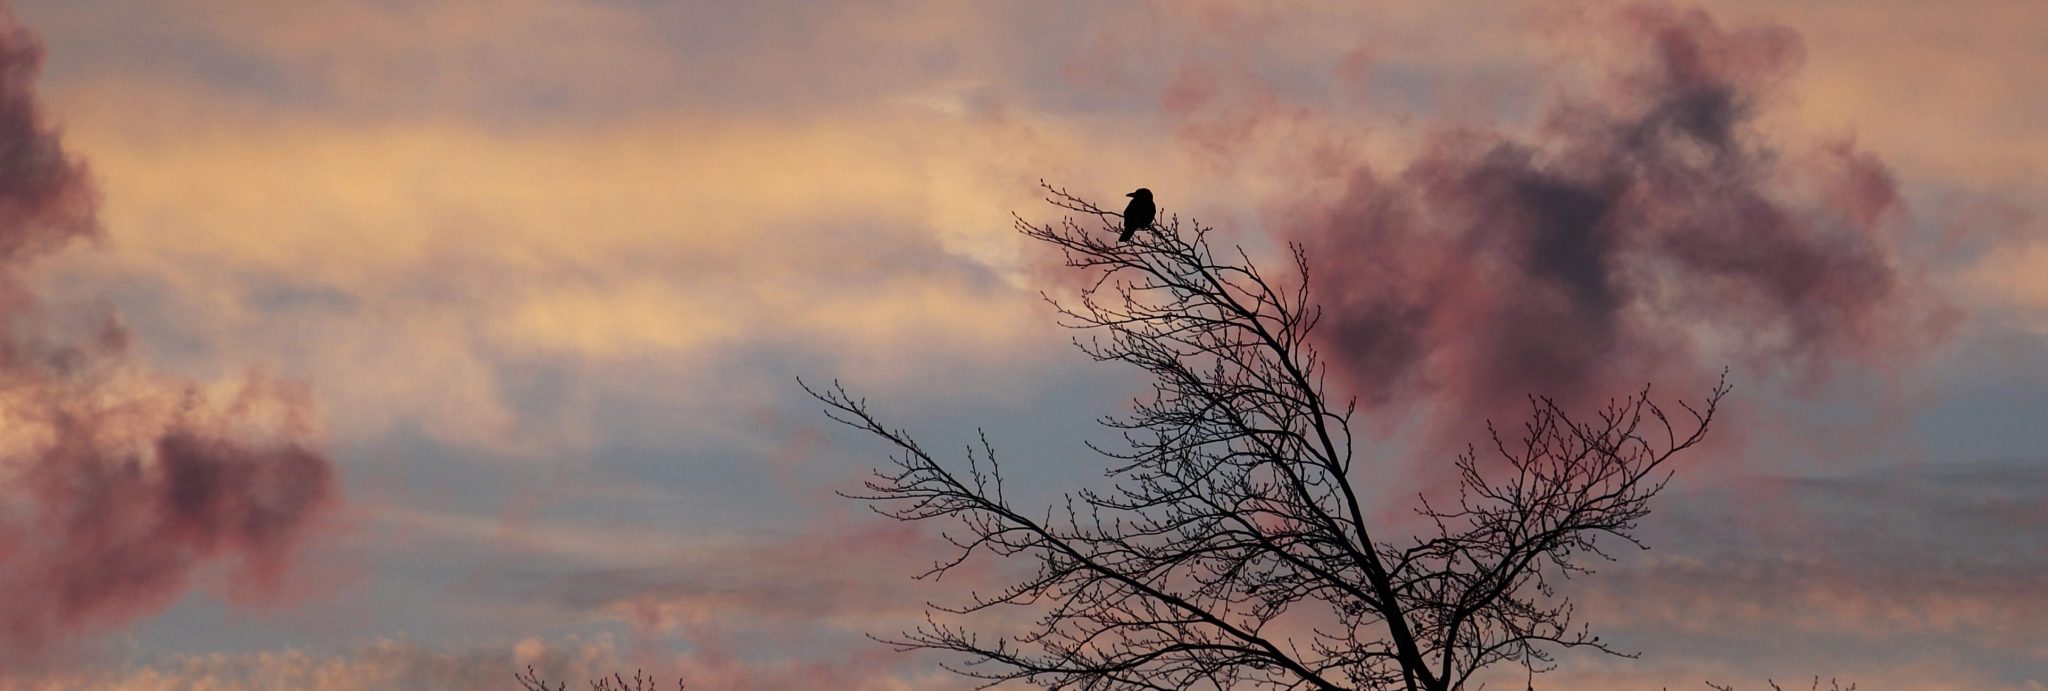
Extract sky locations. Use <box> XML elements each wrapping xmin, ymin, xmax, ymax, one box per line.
<box><xmin>0</xmin><ymin>0</ymin><xmax>2041</xmax><ymax>689</ymax></box>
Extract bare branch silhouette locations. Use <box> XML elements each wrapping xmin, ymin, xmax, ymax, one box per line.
<box><xmin>807</xmin><ymin>182</ymin><xmax>1728</xmax><ymax>690</ymax></box>
<box><xmin>514</xmin><ymin>666</ymin><xmax>683</xmax><ymax>691</ymax></box>
<box><xmin>1703</xmin><ymin>678</ymin><xmax>1856</xmax><ymax>691</ymax></box>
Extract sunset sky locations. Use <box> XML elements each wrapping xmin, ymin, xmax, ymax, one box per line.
<box><xmin>0</xmin><ymin>1</ymin><xmax>2043</xmax><ymax>689</ymax></box>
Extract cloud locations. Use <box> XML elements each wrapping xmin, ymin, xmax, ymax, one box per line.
<box><xmin>0</xmin><ymin>8</ymin><xmax>335</xmax><ymax>664</ymax></box>
<box><xmin>35</xmin><ymin>76</ymin><xmax>1095</xmax><ymax>457</ymax></box>
<box><xmin>6</xmin><ymin>637</ymin><xmax>628</xmax><ymax>691</ymax></box>
<box><xmin>1552</xmin><ymin>458</ymin><xmax>2048</xmax><ymax>686</ymax></box>
<box><xmin>567</xmin><ymin>521</ymin><xmax>940</xmax><ymax>631</ymax></box>
<box><xmin>1278</xmin><ymin>4</ymin><xmax>1952</xmax><ymax>453</ymax></box>
<box><xmin>416</xmin><ymin>502</ymin><xmax>975</xmax><ymax>691</ymax></box>
<box><xmin>1961</xmin><ymin>236</ymin><xmax>2048</xmax><ymax>335</ymax></box>
<box><xmin>5</xmin><ymin>634</ymin><xmax>962</xmax><ymax>691</ymax></box>
<box><xmin>1725</xmin><ymin>0</ymin><xmax>2048</xmax><ymax>189</ymax></box>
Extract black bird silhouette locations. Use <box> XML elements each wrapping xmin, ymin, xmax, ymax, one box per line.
<box><xmin>1119</xmin><ymin>188</ymin><xmax>1155</xmax><ymax>243</ymax></box>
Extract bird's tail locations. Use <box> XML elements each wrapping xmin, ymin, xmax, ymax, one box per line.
<box><xmin>1118</xmin><ymin>226</ymin><xmax>1136</xmax><ymax>243</ymax></box>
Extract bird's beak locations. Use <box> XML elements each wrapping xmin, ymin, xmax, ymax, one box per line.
<box><xmin>1126</xmin><ymin>192</ymin><xmax>1137</xmax><ymax>197</ymax></box>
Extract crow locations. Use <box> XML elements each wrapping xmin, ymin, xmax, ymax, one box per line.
<box><xmin>1119</xmin><ymin>188</ymin><xmax>1155</xmax><ymax>243</ymax></box>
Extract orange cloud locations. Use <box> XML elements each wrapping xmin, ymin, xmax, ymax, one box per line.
<box><xmin>37</xmin><ymin>93</ymin><xmax>1084</xmax><ymax>454</ymax></box>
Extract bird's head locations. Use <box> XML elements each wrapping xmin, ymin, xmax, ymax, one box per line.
<box><xmin>1127</xmin><ymin>188</ymin><xmax>1152</xmax><ymax>199</ymax></box>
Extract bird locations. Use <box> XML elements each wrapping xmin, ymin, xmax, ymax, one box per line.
<box><xmin>1119</xmin><ymin>188</ymin><xmax>1155</xmax><ymax>243</ymax></box>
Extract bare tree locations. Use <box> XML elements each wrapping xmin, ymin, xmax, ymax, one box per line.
<box><xmin>806</xmin><ymin>183</ymin><xmax>1728</xmax><ymax>690</ymax></box>
<box><xmin>514</xmin><ymin>666</ymin><xmax>683</xmax><ymax>691</ymax></box>
<box><xmin>1704</xmin><ymin>679</ymin><xmax>1856</xmax><ymax>691</ymax></box>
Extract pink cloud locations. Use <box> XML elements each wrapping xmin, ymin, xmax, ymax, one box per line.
<box><xmin>1277</xmin><ymin>5</ymin><xmax>1952</xmax><ymax>458</ymax></box>
<box><xmin>0</xmin><ymin>7</ymin><xmax>337</xmax><ymax>666</ymax></box>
